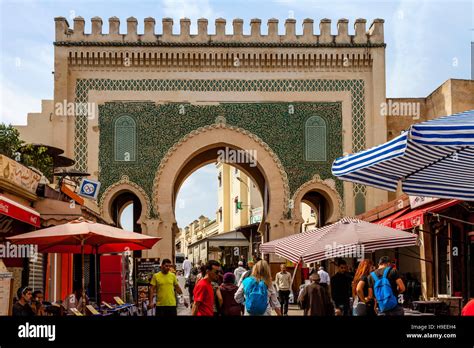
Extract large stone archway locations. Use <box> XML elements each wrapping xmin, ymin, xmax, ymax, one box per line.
<box><xmin>147</xmin><ymin>120</ymin><xmax>291</xmax><ymax>260</ymax></box>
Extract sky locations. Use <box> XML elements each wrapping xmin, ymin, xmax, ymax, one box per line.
<box><xmin>0</xmin><ymin>0</ymin><xmax>472</xmax><ymax>229</ymax></box>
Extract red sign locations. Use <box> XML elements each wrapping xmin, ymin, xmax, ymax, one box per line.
<box><xmin>0</xmin><ymin>195</ymin><xmax>40</xmax><ymax>227</ymax></box>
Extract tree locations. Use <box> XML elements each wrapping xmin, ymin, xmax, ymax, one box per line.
<box><xmin>0</xmin><ymin>124</ymin><xmax>23</xmax><ymax>158</ymax></box>
<box><xmin>20</xmin><ymin>144</ymin><xmax>54</xmax><ymax>182</ymax></box>
<box><xmin>0</xmin><ymin>123</ymin><xmax>54</xmax><ymax>181</ymax></box>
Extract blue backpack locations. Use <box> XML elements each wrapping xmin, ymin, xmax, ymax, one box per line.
<box><xmin>243</xmin><ymin>277</ymin><xmax>268</xmax><ymax>315</ymax></box>
<box><xmin>371</xmin><ymin>267</ymin><xmax>398</xmax><ymax>312</ymax></box>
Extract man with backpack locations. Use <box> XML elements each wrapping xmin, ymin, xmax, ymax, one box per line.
<box><xmin>368</xmin><ymin>256</ymin><xmax>406</xmax><ymax>316</ymax></box>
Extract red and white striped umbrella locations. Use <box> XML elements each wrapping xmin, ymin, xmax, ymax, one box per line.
<box><xmin>261</xmin><ymin>217</ymin><xmax>418</xmax><ymax>263</ymax></box>
<box><xmin>259</xmin><ymin>222</ymin><xmax>334</xmax><ymax>261</ymax></box>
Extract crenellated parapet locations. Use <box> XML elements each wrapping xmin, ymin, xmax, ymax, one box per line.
<box><xmin>54</xmin><ymin>17</ymin><xmax>385</xmax><ymax>46</ymax></box>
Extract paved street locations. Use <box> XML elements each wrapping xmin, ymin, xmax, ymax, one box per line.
<box><xmin>177</xmin><ymin>275</ymin><xmax>304</xmax><ymax>316</ymax></box>
<box><xmin>176</xmin><ymin>276</ymin><xmax>306</xmax><ymax>316</ymax></box>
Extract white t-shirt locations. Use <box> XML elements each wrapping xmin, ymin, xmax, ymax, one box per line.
<box><xmin>318</xmin><ymin>269</ymin><xmax>330</xmax><ymax>284</ymax></box>
<box><xmin>183</xmin><ymin>260</ymin><xmax>192</xmax><ymax>278</ymax></box>
<box><xmin>234</xmin><ymin>266</ymin><xmax>247</xmax><ymax>285</ymax></box>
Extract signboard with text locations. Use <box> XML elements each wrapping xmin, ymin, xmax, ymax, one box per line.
<box><xmin>0</xmin><ymin>272</ymin><xmax>13</xmax><ymax>315</ymax></box>
<box><xmin>0</xmin><ymin>155</ymin><xmax>41</xmax><ymax>194</ymax></box>
<box><xmin>409</xmin><ymin>195</ymin><xmax>439</xmax><ymax>209</ymax></box>
<box><xmin>135</xmin><ymin>258</ymin><xmax>161</xmax><ymax>312</ymax></box>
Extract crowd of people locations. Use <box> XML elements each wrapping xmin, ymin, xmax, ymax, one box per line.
<box><xmin>145</xmin><ymin>255</ymin><xmax>417</xmax><ymax>317</ymax></box>
<box><xmin>12</xmin><ymin>254</ymin><xmax>474</xmax><ymax>317</ymax></box>
<box><xmin>174</xmin><ymin>255</ymin><xmax>418</xmax><ymax>317</ymax></box>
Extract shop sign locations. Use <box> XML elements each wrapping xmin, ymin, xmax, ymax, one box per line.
<box><xmin>78</xmin><ymin>178</ymin><xmax>101</xmax><ymax>200</ymax></box>
<box><xmin>0</xmin><ymin>155</ymin><xmax>41</xmax><ymax>194</ymax></box>
<box><xmin>409</xmin><ymin>195</ymin><xmax>439</xmax><ymax>209</ymax></box>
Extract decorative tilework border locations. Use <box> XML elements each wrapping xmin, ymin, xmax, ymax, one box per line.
<box><xmin>75</xmin><ymin>78</ymin><xmax>367</xmax><ymax>203</ymax></box>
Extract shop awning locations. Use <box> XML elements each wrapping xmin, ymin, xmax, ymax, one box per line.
<box><xmin>0</xmin><ymin>194</ymin><xmax>40</xmax><ymax>227</ymax></box>
<box><xmin>391</xmin><ymin>199</ymin><xmax>459</xmax><ymax>230</ymax></box>
<box><xmin>207</xmin><ymin>231</ymin><xmax>249</xmax><ymax>248</ymax></box>
<box><xmin>376</xmin><ymin>208</ymin><xmax>410</xmax><ymax>227</ymax></box>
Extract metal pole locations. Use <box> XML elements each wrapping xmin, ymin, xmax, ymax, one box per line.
<box><xmin>81</xmin><ymin>240</ymin><xmax>86</xmax><ymax>314</ymax></box>
<box><xmin>95</xmin><ymin>245</ymin><xmax>99</xmax><ymax>305</ymax></box>
<box><xmin>290</xmin><ymin>259</ymin><xmax>300</xmax><ymax>290</ymax></box>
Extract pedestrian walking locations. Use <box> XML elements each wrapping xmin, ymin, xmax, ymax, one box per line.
<box><xmin>148</xmin><ymin>258</ymin><xmax>188</xmax><ymax>317</ymax></box>
<box><xmin>234</xmin><ymin>260</ymin><xmax>282</xmax><ymax>316</ymax></box>
<box><xmin>219</xmin><ymin>273</ymin><xmax>243</xmax><ymax>316</ymax></box>
<box><xmin>275</xmin><ymin>264</ymin><xmax>292</xmax><ymax>316</ymax></box>
<box><xmin>196</xmin><ymin>264</ymin><xmax>206</xmax><ymax>283</ymax></box>
<box><xmin>211</xmin><ymin>272</ymin><xmax>223</xmax><ymax>317</ymax></box>
<box><xmin>186</xmin><ymin>267</ymin><xmax>199</xmax><ymax>304</ymax></box>
<box><xmin>330</xmin><ymin>259</ymin><xmax>353</xmax><ymax>316</ymax></box>
<box><xmin>368</xmin><ymin>256</ymin><xmax>405</xmax><ymax>316</ymax></box>
<box><xmin>317</xmin><ymin>266</ymin><xmax>330</xmax><ymax>288</ymax></box>
<box><xmin>192</xmin><ymin>260</ymin><xmax>221</xmax><ymax>316</ymax></box>
<box><xmin>237</xmin><ymin>260</ymin><xmax>255</xmax><ymax>287</ymax></box>
<box><xmin>182</xmin><ymin>257</ymin><xmax>192</xmax><ymax>280</ymax></box>
<box><xmin>234</xmin><ymin>261</ymin><xmax>247</xmax><ymax>285</ymax></box>
<box><xmin>297</xmin><ymin>273</ymin><xmax>334</xmax><ymax>316</ymax></box>
<box><xmin>351</xmin><ymin>259</ymin><xmax>375</xmax><ymax>316</ymax></box>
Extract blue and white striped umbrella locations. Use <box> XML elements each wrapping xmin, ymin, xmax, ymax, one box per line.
<box><xmin>332</xmin><ymin>109</ymin><xmax>474</xmax><ymax>200</ymax></box>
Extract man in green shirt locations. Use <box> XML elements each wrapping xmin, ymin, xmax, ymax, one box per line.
<box><xmin>148</xmin><ymin>258</ymin><xmax>188</xmax><ymax>316</ymax></box>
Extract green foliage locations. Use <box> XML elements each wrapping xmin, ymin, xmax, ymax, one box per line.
<box><xmin>0</xmin><ymin>124</ymin><xmax>23</xmax><ymax>158</ymax></box>
<box><xmin>0</xmin><ymin>123</ymin><xmax>54</xmax><ymax>181</ymax></box>
<box><xmin>19</xmin><ymin>144</ymin><xmax>54</xmax><ymax>182</ymax></box>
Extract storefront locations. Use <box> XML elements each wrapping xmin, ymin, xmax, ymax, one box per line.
<box><xmin>0</xmin><ymin>155</ymin><xmax>42</xmax><ymax>313</ymax></box>
<box><xmin>188</xmin><ymin>230</ymin><xmax>250</xmax><ymax>271</ymax></box>
<box><xmin>36</xmin><ymin>184</ymin><xmax>107</xmax><ymax>303</ymax></box>
<box><xmin>361</xmin><ymin>195</ymin><xmax>474</xmax><ymax>314</ymax></box>
<box><xmin>236</xmin><ymin>223</ymin><xmax>262</xmax><ymax>261</ymax></box>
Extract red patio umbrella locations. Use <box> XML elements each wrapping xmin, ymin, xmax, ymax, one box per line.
<box><xmin>8</xmin><ymin>218</ymin><xmax>161</xmax><ymax>312</ymax></box>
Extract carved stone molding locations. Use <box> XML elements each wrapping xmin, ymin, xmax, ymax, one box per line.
<box><xmin>152</xmin><ymin>122</ymin><xmax>290</xmax><ymax>217</ymax></box>
<box><xmin>291</xmin><ymin>174</ymin><xmax>343</xmax><ymax>223</ymax></box>
<box><xmin>99</xmin><ymin>175</ymin><xmax>151</xmax><ymax>223</ymax></box>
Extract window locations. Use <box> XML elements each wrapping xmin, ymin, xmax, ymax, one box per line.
<box><xmin>115</xmin><ymin>115</ymin><xmax>136</xmax><ymax>162</ymax></box>
<box><xmin>354</xmin><ymin>193</ymin><xmax>366</xmax><ymax>215</ymax></box>
<box><xmin>305</xmin><ymin>116</ymin><xmax>327</xmax><ymax>161</ymax></box>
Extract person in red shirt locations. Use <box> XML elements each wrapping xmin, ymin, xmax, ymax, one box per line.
<box><xmin>461</xmin><ymin>299</ymin><xmax>474</xmax><ymax>316</ymax></box>
<box><xmin>192</xmin><ymin>260</ymin><xmax>220</xmax><ymax>316</ymax></box>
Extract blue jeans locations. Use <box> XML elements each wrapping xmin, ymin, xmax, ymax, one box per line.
<box><xmin>378</xmin><ymin>304</ymin><xmax>404</xmax><ymax>316</ymax></box>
